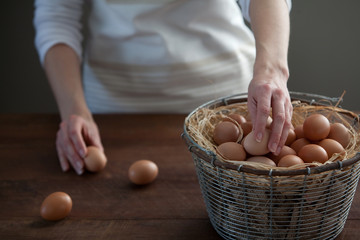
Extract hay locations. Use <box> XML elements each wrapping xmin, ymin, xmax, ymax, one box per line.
<box><xmin>185</xmin><ymin>100</ymin><xmax>360</xmax><ymax>170</ymax></box>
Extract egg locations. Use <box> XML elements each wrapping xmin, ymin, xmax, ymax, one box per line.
<box><xmin>240</xmin><ymin>122</ymin><xmax>253</xmax><ymax>137</ymax></box>
<box><xmin>268</xmin><ymin>145</ymin><xmax>296</xmax><ymax>164</ymax></box>
<box><xmin>285</xmin><ymin>129</ymin><xmax>297</xmax><ymax>146</ymax></box>
<box><xmin>266</xmin><ymin>116</ymin><xmax>273</xmax><ymax>128</ymax></box>
<box><xmin>318</xmin><ymin>138</ymin><xmax>345</xmax><ymax>159</ymax></box>
<box><xmin>227</xmin><ymin>113</ymin><xmax>247</xmax><ymax>125</ymax></box>
<box><xmin>290</xmin><ymin>138</ymin><xmax>310</xmax><ymax>154</ymax></box>
<box><xmin>246</xmin><ymin>156</ymin><xmax>276</xmax><ymax>167</ymax></box>
<box><xmin>217</xmin><ymin>142</ymin><xmax>246</xmax><ymax>161</ymax></box>
<box><xmin>213</xmin><ymin>121</ymin><xmax>240</xmax><ymax>145</ymax></box>
<box><xmin>243</xmin><ymin>129</ymin><xmax>271</xmax><ymax>155</ymax></box>
<box><xmin>294</xmin><ymin>125</ymin><xmax>304</xmax><ymax>139</ymax></box>
<box><xmin>278</xmin><ymin>155</ymin><xmax>304</xmax><ymax>167</ymax></box>
<box><xmin>327</xmin><ymin>123</ymin><xmax>351</xmax><ymax>148</ymax></box>
<box><xmin>303</xmin><ymin>114</ymin><xmax>330</xmax><ymax>141</ymax></box>
<box><xmin>298</xmin><ymin>144</ymin><xmax>328</xmax><ymax>164</ymax></box>
<box><xmin>84</xmin><ymin>146</ymin><xmax>107</xmax><ymax>172</ymax></box>
<box><xmin>40</xmin><ymin>192</ymin><xmax>72</xmax><ymax>221</ymax></box>
<box><xmin>128</xmin><ymin>160</ymin><xmax>159</xmax><ymax>185</ymax></box>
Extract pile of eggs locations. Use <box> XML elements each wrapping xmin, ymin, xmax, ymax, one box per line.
<box><xmin>39</xmin><ymin>147</ymin><xmax>159</xmax><ymax>221</ymax></box>
<box><xmin>214</xmin><ymin>113</ymin><xmax>351</xmax><ymax>168</ymax></box>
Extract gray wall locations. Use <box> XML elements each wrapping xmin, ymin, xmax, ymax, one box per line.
<box><xmin>1</xmin><ymin>0</ymin><xmax>359</xmax><ymax>113</ymax></box>
<box><xmin>288</xmin><ymin>1</ymin><xmax>360</xmax><ymax>110</ymax></box>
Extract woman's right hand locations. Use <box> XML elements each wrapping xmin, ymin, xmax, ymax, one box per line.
<box><xmin>41</xmin><ymin>44</ymin><xmax>103</xmax><ymax>175</ymax></box>
<box><xmin>56</xmin><ymin>114</ymin><xmax>103</xmax><ymax>175</ymax></box>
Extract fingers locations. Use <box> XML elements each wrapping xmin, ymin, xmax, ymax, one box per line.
<box><xmin>268</xmin><ymin>89</ymin><xmax>286</xmax><ymax>154</ymax></box>
<box><xmin>56</xmin><ymin>137</ymin><xmax>69</xmax><ymax>172</ymax></box>
<box><xmin>248</xmin><ymin>81</ymin><xmax>292</xmax><ymax>155</ymax></box>
<box><xmin>84</xmin><ymin>129</ymin><xmax>103</xmax><ymax>152</ymax></box>
<box><xmin>253</xmin><ymin>84</ymin><xmax>271</xmax><ymax>142</ymax></box>
<box><xmin>81</xmin><ymin>120</ymin><xmax>103</xmax><ymax>152</ymax></box>
<box><xmin>69</xmin><ymin>115</ymin><xmax>87</xmax><ymax>158</ymax></box>
<box><xmin>58</xmin><ymin>120</ymin><xmax>84</xmax><ymax>175</ymax></box>
<box><xmin>55</xmin><ymin>114</ymin><xmax>103</xmax><ymax>175</ymax></box>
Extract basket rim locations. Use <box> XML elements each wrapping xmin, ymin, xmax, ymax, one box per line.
<box><xmin>182</xmin><ymin>92</ymin><xmax>360</xmax><ymax>176</ymax></box>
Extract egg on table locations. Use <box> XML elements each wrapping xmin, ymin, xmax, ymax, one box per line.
<box><xmin>128</xmin><ymin>160</ymin><xmax>159</xmax><ymax>185</ymax></box>
<box><xmin>40</xmin><ymin>192</ymin><xmax>72</xmax><ymax>221</ymax></box>
<box><xmin>84</xmin><ymin>146</ymin><xmax>107</xmax><ymax>172</ymax></box>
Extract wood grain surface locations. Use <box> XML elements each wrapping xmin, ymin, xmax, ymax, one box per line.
<box><xmin>0</xmin><ymin>114</ymin><xmax>359</xmax><ymax>239</ymax></box>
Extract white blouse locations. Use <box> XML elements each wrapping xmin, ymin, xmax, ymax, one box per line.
<box><xmin>34</xmin><ymin>0</ymin><xmax>291</xmax><ymax>113</ymax></box>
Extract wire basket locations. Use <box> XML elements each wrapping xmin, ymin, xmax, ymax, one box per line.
<box><xmin>182</xmin><ymin>92</ymin><xmax>360</xmax><ymax>240</ymax></box>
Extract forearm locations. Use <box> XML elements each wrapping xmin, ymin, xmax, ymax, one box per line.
<box><xmin>44</xmin><ymin>44</ymin><xmax>91</xmax><ymax>121</ymax></box>
<box><xmin>249</xmin><ymin>0</ymin><xmax>290</xmax><ymax>79</ymax></box>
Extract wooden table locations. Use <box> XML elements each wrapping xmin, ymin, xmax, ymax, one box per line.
<box><xmin>0</xmin><ymin>114</ymin><xmax>359</xmax><ymax>239</ymax></box>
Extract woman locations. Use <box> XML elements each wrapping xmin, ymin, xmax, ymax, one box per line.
<box><xmin>34</xmin><ymin>0</ymin><xmax>293</xmax><ymax>175</ymax></box>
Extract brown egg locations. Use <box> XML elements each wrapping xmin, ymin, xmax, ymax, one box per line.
<box><xmin>328</xmin><ymin>123</ymin><xmax>351</xmax><ymax>148</ymax></box>
<box><xmin>245</xmin><ymin>113</ymin><xmax>252</xmax><ymax>121</ymax></box>
<box><xmin>84</xmin><ymin>146</ymin><xmax>107</xmax><ymax>172</ymax></box>
<box><xmin>128</xmin><ymin>160</ymin><xmax>159</xmax><ymax>185</ymax></box>
<box><xmin>247</xmin><ymin>156</ymin><xmax>276</xmax><ymax>167</ymax></box>
<box><xmin>294</xmin><ymin>125</ymin><xmax>304</xmax><ymax>139</ymax></box>
<box><xmin>217</xmin><ymin>142</ymin><xmax>246</xmax><ymax>161</ymax></box>
<box><xmin>303</xmin><ymin>114</ymin><xmax>330</xmax><ymax>141</ymax></box>
<box><xmin>318</xmin><ymin>138</ymin><xmax>345</xmax><ymax>159</ymax></box>
<box><xmin>298</xmin><ymin>144</ymin><xmax>328</xmax><ymax>164</ymax></box>
<box><xmin>268</xmin><ymin>145</ymin><xmax>296</xmax><ymax>164</ymax></box>
<box><xmin>290</xmin><ymin>138</ymin><xmax>310</xmax><ymax>154</ymax></box>
<box><xmin>240</xmin><ymin>122</ymin><xmax>253</xmax><ymax>137</ymax></box>
<box><xmin>266</xmin><ymin>116</ymin><xmax>273</xmax><ymax>128</ymax></box>
<box><xmin>285</xmin><ymin>129</ymin><xmax>297</xmax><ymax>146</ymax></box>
<box><xmin>40</xmin><ymin>192</ymin><xmax>72</xmax><ymax>221</ymax></box>
<box><xmin>243</xmin><ymin>129</ymin><xmax>271</xmax><ymax>155</ymax></box>
<box><xmin>227</xmin><ymin>113</ymin><xmax>247</xmax><ymax>125</ymax></box>
<box><xmin>213</xmin><ymin>121</ymin><xmax>240</xmax><ymax>145</ymax></box>
<box><xmin>278</xmin><ymin>155</ymin><xmax>304</xmax><ymax>168</ymax></box>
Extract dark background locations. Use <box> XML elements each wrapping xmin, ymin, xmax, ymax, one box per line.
<box><xmin>1</xmin><ymin>0</ymin><xmax>359</xmax><ymax>113</ymax></box>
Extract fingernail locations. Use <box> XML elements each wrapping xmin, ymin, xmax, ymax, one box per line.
<box><xmin>79</xmin><ymin>149</ymin><xmax>85</xmax><ymax>158</ymax></box>
<box><xmin>276</xmin><ymin>147</ymin><xmax>282</xmax><ymax>155</ymax></box>
<box><xmin>270</xmin><ymin>143</ymin><xmax>277</xmax><ymax>152</ymax></box>
<box><xmin>77</xmin><ymin>168</ymin><xmax>84</xmax><ymax>175</ymax></box>
<box><xmin>256</xmin><ymin>133</ymin><xmax>262</xmax><ymax>142</ymax></box>
<box><xmin>76</xmin><ymin>161</ymin><xmax>83</xmax><ymax>169</ymax></box>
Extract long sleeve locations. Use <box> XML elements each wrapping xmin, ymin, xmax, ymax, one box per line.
<box><xmin>238</xmin><ymin>0</ymin><xmax>292</xmax><ymax>23</ymax></box>
<box><xmin>33</xmin><ymin>0</ymin><xmax>84</xmax><ymax>65</ymax></box>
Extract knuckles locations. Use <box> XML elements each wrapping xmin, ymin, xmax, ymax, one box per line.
<box><xmin>273</xmin><ymin>113</ymin><xmax>285</xmax><ymax>123</ymax></box>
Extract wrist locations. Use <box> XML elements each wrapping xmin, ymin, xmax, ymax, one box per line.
<box><xmin>253</xmin><ymin>59</ymin><xmax>289</xmax><ymax>82</ymax></box>
<box><xmin>59</xmin><ymin>100</ymin><xmax>92</xmax><ymax>122</ymax></box>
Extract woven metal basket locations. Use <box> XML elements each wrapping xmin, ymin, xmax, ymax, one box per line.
<box><xmin>182</xmin><ymin>92</ymin><xmax>360</xmax><ymax>240</ymax></box>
